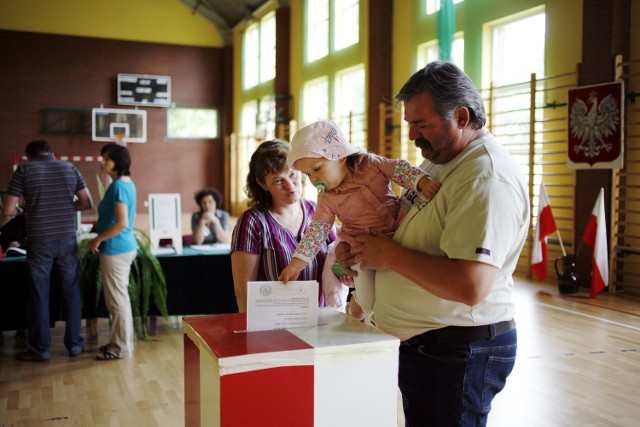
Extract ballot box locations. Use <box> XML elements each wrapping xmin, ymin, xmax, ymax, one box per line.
<box><xmin>183</xmin><ymin>308</ymin><xmax>400</xmax><ymax>427</ymax></box>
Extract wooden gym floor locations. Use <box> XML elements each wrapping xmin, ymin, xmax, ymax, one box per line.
<box><xmin>1</xmin><ymin>278</ymin><xmax>639</xmax><ymax>426</ymax></box>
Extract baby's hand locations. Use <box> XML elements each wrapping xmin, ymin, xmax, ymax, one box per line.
<box><xmin>418</xmin><ymin>176</ymin><xmax>441</xmax><ymax>200</ymax></box>
<box><xmin>278</xmin><ymin>258</ymin><xmax>307</xmax><ymax>284</ymax></box>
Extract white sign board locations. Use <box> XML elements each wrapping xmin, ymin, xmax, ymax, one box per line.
<box><xmin>148</xmin><ymin>193</ymin><xmax>182</xmax><ymax>254</ymax></box>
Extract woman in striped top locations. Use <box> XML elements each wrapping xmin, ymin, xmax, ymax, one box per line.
<box><xmin>230</xmin><ymin>140</ymin><xmax>346</xmax><ymax>313</ymax></box>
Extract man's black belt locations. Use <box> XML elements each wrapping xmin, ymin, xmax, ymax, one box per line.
<box><xmin>402</xmin><ymin>319</ymin><xmax>516</xmax><ymax>346</ymax></box>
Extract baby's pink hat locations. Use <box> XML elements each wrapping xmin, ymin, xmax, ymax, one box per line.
<box><xmin>288</xmin><ymin>119</ymin><xmax>359</xmax><ymax>169</ymax></box>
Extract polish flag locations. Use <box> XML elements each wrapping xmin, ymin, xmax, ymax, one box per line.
<box><xmin>582</xmin><ymin>188</ymin><xmax>609</xmax><ymax>298</ymax></box>
<box><xmin>531</xmin><ymin>182</ymin><xmax>557</xmax><ymax>280</ymax></box>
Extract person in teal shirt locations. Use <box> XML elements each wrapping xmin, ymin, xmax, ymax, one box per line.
<box><xmin>89</xmin><ymin>143</ymin><xmax>137</xmax><ymax>360</ymax></box>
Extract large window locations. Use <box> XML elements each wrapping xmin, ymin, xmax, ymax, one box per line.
<box><xmin>490</xmin><ymin>12</ymin><xmax>545</xmax><ymax>85</ymax></box>
<box><xmin>334</xmin><ymin>65</ymin><xmax>365</xmax><ymax>150</ymax></box>
<box><xmin>256</xmin><ymin>95</ymin><xmax>276</xmax><ymax>140</ymax></box>
<box><xmin>260</xmin><ymin>12</ymin><xmax>276</xmax><ymax>82</ymax></box>
<box><xmin>334</xmin><ymin>0</ymin><xmax>359</xmax><ymax>51</ymax></box>
<box><xmin>486</xmin><ymin>10</ymin><xmax>546</xmax><ymax>220</ymax></box>
<box><xmin>302</xmin><ymin>77</ymin><xmax>329</xmax><ymax>125</ymax></box>
<box><xmin>417</xmin><ymin>32</ymin><xmax>464</xmax><ymax>69</ymax></box>
<box><xmin>307</xmin><ymin>0</ymin><xmax>329</xmax><ymax>62</ymax></box>
<box><xmin>307</xmin><ymin>0</ymin><xmax>359</xmax><ymax>63</ymax></box>
<box><xmin>243</xmin><ymin>12</ymin><xmax>276</xmax><ymax>89</ymax></box>
<box><xmin>240</xmin><ymin>101</ymin><xmax>258</xmax><ymax>136</ymax></box>
<box><xmin>243</xmin><ymin>24</ymin><xmax>260</xmax><ymax>89</ymax></box>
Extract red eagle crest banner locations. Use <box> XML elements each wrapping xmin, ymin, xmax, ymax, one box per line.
<box><xmin>567</xmin><ymin>81</ymin><xmax>624</xmax><ymax>169</ymax></box>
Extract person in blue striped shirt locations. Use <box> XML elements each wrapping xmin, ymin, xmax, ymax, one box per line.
<box><xmin>3</xmin><ymin>140</ymin><xmax>93</xmax><ymax>362</ymax></box>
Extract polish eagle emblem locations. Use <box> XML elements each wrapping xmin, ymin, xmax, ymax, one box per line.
<box><xmin>569</xmin><ymin>91</ymin><xmax>619</xmax><ymax>158</ymax></box>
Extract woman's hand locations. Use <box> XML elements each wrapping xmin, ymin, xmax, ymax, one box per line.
<box><xmin>203</xmin><ymin>211</ymin><xmax>219</xmax><ymax>225</ymax></box>
<box><xmin>88</xmin><ymin>237</ymin><xmax>101</xmax><ymax>254</ymax></box>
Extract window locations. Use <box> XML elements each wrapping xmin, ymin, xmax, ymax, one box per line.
<box><xmin>426</xmin><ymin>0</ymin><xmax>463</xmax><ymax>15</ymax></box>
<box><xmin>243</xmin><ymin>12</ymin><xmax>276</xmax><ymax>89</ymax></box>
<box><xmin>243</xmin><ymin>24</ymin><xmax>259</xmax><ymax>89</ymax></box>
<box><xmin>167</xmin><ymin>108</ymin><xmax>218</xmax><ymax>139</ymax></box>
<box><xmin>486</xmin><ymin>10</ymin><xmax>546</xmax><ymax>219</ymax></box>
<box><xmin>241</xmin><ymin>101</ymin><xmax>258</xmax><ymax>136</ymax></box>
<box><xmin>334</xmin><ymin>0</ymin><xmax>359</xmax><ymax>51</ymax></box>
<box><xmin>302</xmin><ymin>77</ymin><xmax>329</xmax><ymax>125</ymax></box>
<box><xmin>334</xmin><ymin>65</ymin><xmax>365</xmax><ymax>150</ymax></box>
<box><xmin>256</xmin><ymin>95</ymin><xmax>276</xmax><ymax>140</ymax></box>
<box><xmin>260</xmin><ymin>12</ymin><xmax>276</xmax><ymax>82</ymax></box>
<box><xmin>417</xmin><ymin>32</ymin><xmax>464</xmax><ymax>69</ymax></box>
<box><xmin>307</xmin><ymin>0</ymin><xmax>329</xmax><ymax>62</ymax></box>
<box><xmin>490</xmin><ymin>13</ymin><xmax>545</xmax><ymax>85</ymax></box>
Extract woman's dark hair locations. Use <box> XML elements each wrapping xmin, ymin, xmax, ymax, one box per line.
<box><xmin>195</xmin><ymin>187</ymin><xmax>224</xmax><ymax>210</ymax></box>
<box><xmin>245</xmin><ymin>140</ymin><xmax>290</xmax><ymax>212</ymax></box>
<box><xmin>394</xmin><ymin>60</ymin><xmax>486</xmax><ymax>129</ymax></box>
<box><xmin>101</xmin><ymin>143</ymin><xmax>131</xmax><ymax>177</ymax></box>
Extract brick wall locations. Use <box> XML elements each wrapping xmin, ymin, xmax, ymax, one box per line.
<box><xmin>0</xmin><ymin>30</ymin><xmax>228</xmax><ymax>221</ymax></box>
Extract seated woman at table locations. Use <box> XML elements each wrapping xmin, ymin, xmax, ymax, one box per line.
<box><xmin>191</xmin><ymin>187</ymin><xmax>230</xmax><ymax>245</ymax></box>
<box><xmin>230</xmin><ymin>140</ymin><xmax>348</xmax><ymax>313</ymax></box>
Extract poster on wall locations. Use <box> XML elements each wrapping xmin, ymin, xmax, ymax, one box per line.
<box><xmin>567</xmin><ymin>81</ymin><xmax>624</xmax><ymax>169</ymax></box>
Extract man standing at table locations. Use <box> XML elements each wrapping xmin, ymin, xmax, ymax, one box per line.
<box><xmin>337</xmin><ymin>62</ymin><xmax>530</xmax><ymax>426</ymax></box>
<box><xmin>2</xmin><ymin>140</ymin><xmax>93</xmax><ymax>362</ymax></box>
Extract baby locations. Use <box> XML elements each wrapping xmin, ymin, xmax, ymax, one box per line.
<box><xmin>278</xmin><ymin>120</ymin><xmax>440</xmax><ymax>324</ymax></box>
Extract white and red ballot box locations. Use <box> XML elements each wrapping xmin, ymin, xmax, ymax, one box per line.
<box><xmin>183</xmin><ymin>308</ymin><xmax>400</xmax><ymax>427</ymax></box>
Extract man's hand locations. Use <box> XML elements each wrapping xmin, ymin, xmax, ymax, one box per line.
<box><xmin>351</xmin><ymin>234</ymin><xmax>399</xmax><ymax>271</ymax></box>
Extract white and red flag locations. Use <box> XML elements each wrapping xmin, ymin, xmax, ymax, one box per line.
<box><xmin>582</xmin><ymin>188</ymin><xmax>609</xmax><ymax>298</ymax></box>
<box><xmin>531</xmin><ymin>182</ymin><xmax>558</xmax><ymax>280</ymax></box>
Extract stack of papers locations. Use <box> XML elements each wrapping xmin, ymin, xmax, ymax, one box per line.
<box><xmin>151</xmin><ymin>247</ymin><xmax>176</xmax><ymax>255</ymax></box>
<box><xmin>191</xmin><ymin>243</ymin><xmax>231</xmax><ymax>251</ymax></box>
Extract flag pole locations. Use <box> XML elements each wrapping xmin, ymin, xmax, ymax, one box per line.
<box><xmin>556</xmin><ymin>229</ymin><xmax>567</xmax><ymax>257</ymax></box>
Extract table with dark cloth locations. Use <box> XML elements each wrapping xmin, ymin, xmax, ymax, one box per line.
<box><xmin>0</xmin><ymin>246</ymin><xmax>237</xmax><ymax>331</ymax></box>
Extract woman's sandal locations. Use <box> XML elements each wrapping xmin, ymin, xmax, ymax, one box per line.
<box><xmin>96</xmin><ymin>346</ymin><xmax>119</xmax><ymax>361</ymax></box>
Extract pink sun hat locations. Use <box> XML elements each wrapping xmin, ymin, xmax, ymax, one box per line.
<box><xmin>288</xmin><ymin>119</ymin><xmax>360</xmax><ymax>169</ymax></box>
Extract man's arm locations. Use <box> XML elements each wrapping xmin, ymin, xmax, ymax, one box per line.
<box><xmin>348</xmin><ymin>234</ymin><xmax>498</xmax><ymax>306</ymax></box>
<box><xmin>74</xmin><ymin>188</ymin><xmax>93</xmax><ymax>211</ymax></box>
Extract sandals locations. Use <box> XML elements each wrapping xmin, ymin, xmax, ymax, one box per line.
<box><xmin>96</xmin><ymin>344</ymin><xmax>120</xmax><ymax>361</ymax></box>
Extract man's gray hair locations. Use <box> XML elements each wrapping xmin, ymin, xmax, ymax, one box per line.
<box><xmin>394</xmin><ymin>61</ymin><xmax>486</xmax><ymax>130</ymax></box>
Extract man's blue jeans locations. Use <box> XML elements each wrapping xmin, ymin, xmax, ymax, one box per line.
<box><xmin>399</xmin><ymin>328</ymin><xmax>517</xmax><ymax>427</ymax></box>
<box><xmin>26</xmin><ymin>236</ymin><xmax>84</xmax><ymax>358</ymax></box>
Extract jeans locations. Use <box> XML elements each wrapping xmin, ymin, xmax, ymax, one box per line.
<box><xmin>26</xmin><ymin>236</ymin><xmax>84</xmax><ymax>358</ymax></box>
<box><xmin>399</xmin><ymin>328</ymin><xmax>517</xmax><ymax>427</ymax></box>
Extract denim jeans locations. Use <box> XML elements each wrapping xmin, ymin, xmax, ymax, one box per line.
<box><xmin>26</xmin><ymin>236</ymin><xmax>84</xmax><ymax>358</ymax></box>
<box><xmin>399</xmin><ymin>328</ymin><xmax>517</xmax><ymax>427</ymax></box>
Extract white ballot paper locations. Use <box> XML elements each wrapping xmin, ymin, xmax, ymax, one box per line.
<box><xmin>246</xmin><ymin>281</ymin><xmax>318</xmax><ymax>332</ymax></box>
